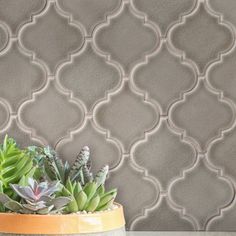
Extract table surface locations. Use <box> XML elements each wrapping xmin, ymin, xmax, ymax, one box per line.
<box><xmin>126</xmin><ymin>232</ymin><xmax>236</xmax><ymax>236</ymax></box>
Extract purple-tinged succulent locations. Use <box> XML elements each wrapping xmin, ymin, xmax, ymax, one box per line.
<box><xmin>0</xmin><ymin>178</ymin><xmax>71</xmax><ymax>214</ymax></box>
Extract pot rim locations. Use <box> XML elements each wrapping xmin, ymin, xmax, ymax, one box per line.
<box><xmin>0</xmin><ymin>203</ymin><xmax>125</xmax><ymax>234</ymax></box>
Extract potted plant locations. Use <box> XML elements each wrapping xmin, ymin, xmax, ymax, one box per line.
<box><xmin>0</xmin><ymin>136</ymin><xmax>125</xmax><ymax>235</ymax></box>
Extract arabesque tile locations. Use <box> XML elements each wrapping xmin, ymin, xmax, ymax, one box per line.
<box><xmin>169</xmin><ymin>1</ymin><xmax>233</xmax><ymax>75</ymax></box>
<box><xmin>57</xmin><ymin>0</ymin><xmax>121</xmax><ymax>36</ymax></box>
<box><xmin>0</xmin><ymin>42</ymin><xmax>46</xmax><ymax>112</ymax></box>
<box><xmin>94</xmin><ymin>1</ymin><xmax>159</xmax><ymax>75</ymax></box>
<box><xmin>57</xmin><ymin>41</ymin><xmax>121</xmax><ymax>113</ymax></box>
<box><xmin>0</xmin><ymin>0</ymin><xmax>235</xmax><ymax>231</ymax></box>
<box><xmin>133</xmin><ymin>119</ymin><xmax>196</xmax><ymax>191</ymax></box>
<box><xmin>0</xmin><ymin>0</ymin><xmax>46</xmax><ymax>36</ymax></box>
<box><xmin>20</xmin><ymin>1</ymin><xmax>84</xmax><ymax>75</ymax></box>
<box><xmin>132</xmin><ymin>196</ymin><xmax>195</xmax><ymax>231</ymax></box>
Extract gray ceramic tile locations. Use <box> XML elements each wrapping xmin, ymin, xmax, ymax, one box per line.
<box><xmin>94</xmin><ymin>2</ymin><xmax>159</xmax><ymax>75</ymax></box>
<box><xmin>131</xmin><ymin>196</ymin><xmax>195</xmax><ymax>231</ymax></box>
<box><xmin>20</xmin><ymin>1</ymin><xmax>84</xmax><ymax>75</ymax></box>
<box><xmin>0</xmin><ymin>24</ymin><xmax>8</xmax><ymax>51</ymax></box>
<box><xmin>57</xmin><ymin>41</ymin><xmax>121</xmax><ymax>113</ymax></box>
<box><xmin>0</xmin><ymin>42</ymin><xmax>46</xmax><ymax>112</ymax></box>
<box><xmin>207</xmin><ymin>46</ymin><xmax>236</xmax><ymax>105</ymax></box>
<box><xmin>57</xmin><ymin>0</ymin><xmax>121</xmax><ymax>37</ymax></box>
<box><xmin>132</xmin><ymin>42</ymin><xmax>196</xmax><ymax>115</ymax></box>
<box><xmin>0</xmin><ymin>0</ymin><xmax>46</xmax><ymax>36</ymax></box>
<box><xmin>169</xmin><ymin>157</ymin><xmax>234</xmax><ymax>230</ymax></box>
<box><xmin>0</xmin><ymin>0</ymin><xmax>236</xmax><ymax>232</ymax></box>
<box><xmin>0</xmin><ymin>117</ymin><xmax>43</xmax><ymax>148</ymax></box>
<box><xmin>169</xmin><ymin>1</ymin><xmax>233</xmax><ymax>75</ymax></box>
<box><xmin>133</xmin><ymin>119</ymin><xmax>196</xmax><ymax>191</ymax></box>
<box><xmin>208</xmin><ymin>125</ymin><xmax>236</xmax><ymax>184</ymax></box>
<box><xmin>169</xmin><ymin>80</ymin><xmax>234</xmax><ymax>152</ymax></box>
<box><xmin>132</xmin><ymin>0</ymin><xmax>196</xmax><ymax>37</ymax></box>
<box><xmin>0</xmin><ymin>101</ymin><xmax>9</xmax><ymax>129</ymax></box>
<box><xmin>207</xmin><ymin>197</ymin><xmax>236</xmax><ymax>231</ymax></box>
<box><xmin>19</xmin><ymin>80</ymin><xmax>84</xmax><ymax>146</ymax></box>
<box><xmin>208</xmin><ymin>0</ymin><xmax>236</xmax><ymax>30</ymax></box>
<box><xmin>94</xmin><ymin>80</ymin><xmax>158</xmax><ymax>153</ymax></box>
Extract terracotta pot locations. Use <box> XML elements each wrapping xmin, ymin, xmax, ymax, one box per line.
<box><xmin>0</xmin><ymin>203</ymin><xmax>125</xmax><ymax>236</ymax></box>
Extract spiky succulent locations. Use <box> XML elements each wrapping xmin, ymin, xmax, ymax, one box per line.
<box><xmin>62</xmin><ymin>180</ymin><xmax>117</xmax><ymax>213</ymax></box>
<box><xmin>0</xmin><ymin>135</ymin><xmax>35</xmax><ymax>193</ymax></box>
<box><xmin>69</xmin><ymin>146</ymin><xmax>91</xmax><ymax>184</ymax></box>
<box><xmin>42</xmin><ymin>145</ymin><xmax>109</xmax><ymax>187</ymax></box>
<box><xmin>0</xmin><ymin>178</ymin><xmax>71</xmax><ymax>214</ymax></box>
<box><xmin>28</xmin><ymin>146</ymin><xmax>90</xmax><ymax>185</ymax></box>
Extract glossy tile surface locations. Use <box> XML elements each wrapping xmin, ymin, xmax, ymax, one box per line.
<box><xmin>0</xmin><ymin>0</ymin><xmax>236</xmax><ymax>231</ymax></box>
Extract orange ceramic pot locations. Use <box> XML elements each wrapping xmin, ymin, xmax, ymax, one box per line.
<box><xmin>0</xmin><ymin>203</ymin><xmax>125</xmax><ymax>235</ymax></box>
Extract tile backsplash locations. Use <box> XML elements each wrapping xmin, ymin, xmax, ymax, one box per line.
<box><xmin>0</xmin><ymin>0</ymin><xmax>236</xmax><ymax>231</ymax></box>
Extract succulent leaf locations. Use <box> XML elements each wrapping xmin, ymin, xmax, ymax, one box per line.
<box><xmin>63</xmin><ymin>161</ymin><xmax>70</xmax><ymax>183</ymax></box>
<box><xmin>0</xmin><ymin>135</ymin><xmax>34</xmax><ymax>190</ymax></box>
<box><xmin>23</xmin><ymin>201</ymin><xmax>47</xmax><ymax>211</ymax></box>
<box><xmin>97</xmin><ymin>185</ymin><xmax>105</xmax><ymax>196</ymax></box>
<box><xmin>96</xmin><ymin>189</ymin><xmax>117</xmax><ymax>211</ymax></box>
<box><xmin>39</xmin><ymin>181</ymin><xmax>61</xmax><ymax>197</ymax></box>
<box><xmin>65</xmin><ymin>179</ymin><xmax>74</xmax><ymax>194</ymax></box>
<box><xmin>82</xmin><ymin>165</ymin><xmax>93</xmax><ymax>184</ymax></box>
<box><xmin>86</xmin><ymin>195</ymin><xmax>100</xmax><ymax>212</ymax></box>
<box><xmin>37</xmin><ymin>205</ymin><xmax>54</xmax><ymax>215</ymax></box>
<box><xmin>0</xmin><ymin>192</ymin><xmax>11</xmax><ymax>204</ymax></box>
<box><xmin>4</xmin><ymin>200</ymin><xmax>23</xmax><ymax>212</ymax></box>
<box><xmin>49</xmin><ymin>196</ymin><xmax>71</xmax><ymax>210</ymax></box>
<box><xmin>0</xmin><ymin>181</ymin><xmax>3</xmax><ymax>193</ymax></box>
<box><xmin>66</xmin><ymin>196</ymin><xmax>78</xmax><ymax>213</ymax></box>
<box><xmin>74</xmin><ymin>182</ymin><xmax>82</xmax><ymax>196</ymax></box>
<box><xmin>70</xmin><ymin>146</ymin><xmax>90</xmax><ymax>182</ymax></box>
<box><xmin>98</xmin><ymin>190</ymin><xmax>117</xmax><ymax>208</ymax></box>
<box><xmin>96</xmin><ymin>200</ymin><xmax>114</xmax><ymax>211</ymax></box>
<box><xmin>95</xmin><ymin>165</ymin><xmax>109</xmax><ymax>186</ymax></box>
<box><xmin>61</xmin><ymin>186</ymin><xmax>71</xmax><ymax>197</ymax></box>
<box><xmin>75</xmin><ymin>191</ymin><xmax>87</xmax><ymax>211</ymax></box>
<box><xmin>10</xmin><ymin>184</ymin><xmax>35</xmax><ymax>201</ymax></box>
<box><xmin>44</xmin><ymin>157</ymin><xmax>57</xmax><ymax>181</ymax></box>
<box><xmin>83</xmin><ymin>182</ymin><xmax>97</xmax><ymax>202</ymax></box>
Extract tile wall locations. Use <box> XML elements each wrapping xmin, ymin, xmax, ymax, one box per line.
<box><xmin>0</xmin><ymin>0</ymin><xmax>236</xmax><ymax>231</ymax></box>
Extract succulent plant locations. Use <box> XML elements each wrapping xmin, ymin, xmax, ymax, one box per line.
<box><xmin>94</xmin><ymin>165</ymin><xmax>109</xmax><ymax>186</ymax></box>
<box><xmin>61</xmin><ymin>175</ymin><xmax>117</xmax><ymax>213</ymax></box>
<box><xmin>28</xmin><ymin>146</ymin><xmax>90</xmax><ymax>185</ymax></box>
<box><xmin>0</xmin><ymin>135</ymin><xmax>35</xmax><ymax>192</ymax></box>
<box><xmin>56</xmin><ymin>150</ymin><xmax>116</xmax><ymax>213</ymax></box>
<box><xmin>69</xmin><ymin>146</ymin><xmax>91</xmax><ymax>184</ymax></box>
<box><xmin>0</xmin><ymin>135</ymin><xmax>118</xmax><ymax>214</ymax></box>
<box><xmin>0</xmin><ymin>178</ymin><xmax>71</xmax><ymax>214</ymax></box>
